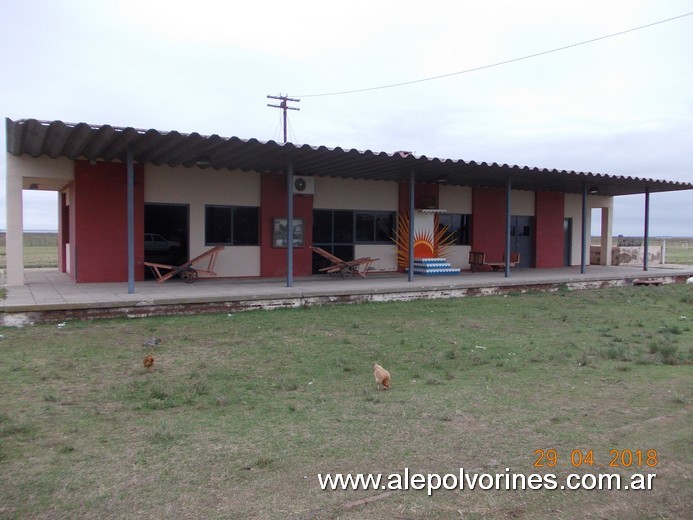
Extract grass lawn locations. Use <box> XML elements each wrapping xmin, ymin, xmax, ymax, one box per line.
<box><xmin>0</xmin><ymin>285</ymin><xmax>692</xmax><ymax>519</ymax></box>
<box><xmin>661</xmin><ymin>238</ymin><xmax>693</xmax><ymax>265</ymax></box>
<box><xmin>0</xmin><ymin>233</ymin><xmax>59</xmax><ymax>269</ymax></box>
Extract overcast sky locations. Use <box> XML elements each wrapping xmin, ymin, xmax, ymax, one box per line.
<box><xmin>1</xmin><ymin>0</ymin><xmax>691</xmax><ymax>235</ymax></box>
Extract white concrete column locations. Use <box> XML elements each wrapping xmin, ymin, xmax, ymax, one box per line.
<box><xmin>5</xmin><ymin>154</ymin><xmax>25</xmax><ymax>285</ymax></box>
<box><xmin>600</xmin><ymin>204</ymin><xmax>613</xmax><ymax>266</ymax></box>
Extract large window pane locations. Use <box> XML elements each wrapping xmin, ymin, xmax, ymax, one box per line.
<box><xmin>439</xmin><ymin>213</ymin><xmax>470</xmax><ymax>245</ymax></box>
<box><xmin>354</xmin><ymin>211</ymin><xmax>395</xmax><ymax>243</ymax></box>
<box><xmin>355</xmin><ymin>213</ymin><xmax>374</xmax><ymax>242</ymax></box>
<box><xmin>333</xmin><ymin>245</ymin><xmax>354</xmax><ymax>262</ymax></box>
<box><xmin>233</xmin><ymin>207</ymin><xmax>259</xmax><ymax>245</ymax></box>
<box><xmin>205</xmin><ymin>205</ymin><xmax>258</xmax><ymax>245</ymax></box>
<box><xmin>205</xmin><ymin>206</ymin><xmax>232</xmax><ymax>244</ymax></box>
<box><xmin>333</xmin><ymin>211</ymin><xmax>353</xmax><ymax>243</ymax></box>
<box><xmin>459</xmin><ymin>215</ymin><xmax>470</xmax><ymax>245</ymax></box>
<box><xmin>439</xmin><ymin>214</ymin><xmax>459</xmax><ymax>243</ymax></box>
<box><xmin>313</xmin><ymin>210</ymin><xmax>332</xmax><ymax>243</ymax></box>
<box><xmin>375</xmin><ymin>214</ymin><xmax>394</xmax><ymax>242</ymax></box>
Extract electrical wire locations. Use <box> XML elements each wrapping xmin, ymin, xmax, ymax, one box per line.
<box><xmin>292</xmin><ymin>11</ymin><xmax>693</xmax><ymax>98</ymax></box>
<box><xmin>287</xmin><ymin>113</ymin><xmax>298</xmax><ymax>144</ymax></box>
<box><xmin>271</xmin><ymin>110</ymin><xmax>283</xmax><ymax>142</ymax></box>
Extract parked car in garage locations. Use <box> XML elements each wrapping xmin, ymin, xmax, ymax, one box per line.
<box><xmin>144</xmin><ymin>233</ymin><xmax>180</xmax><ymax>252</ymax></box>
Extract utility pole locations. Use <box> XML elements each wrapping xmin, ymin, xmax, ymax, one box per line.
<box><xmin>267</xmin><ymin>94</ymin><xmax>300</xmax><ymax>144</ymax></box>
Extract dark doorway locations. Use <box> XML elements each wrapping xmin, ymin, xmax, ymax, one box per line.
<box><xmin>510</xmin><ymin>215</ymin><xmax>534</xmax><ymax>267</ymax></box>
<box><xmin>144</xmin><ymin>204</ymin><xmax>189</xmax><ymax>278</ymax></box>
<box><xmin>563</xmin><ymin>218</ymin><xmax>573</xmax><ymax>266</ymax></box>
<box><xmin>312</xmin><ymin>209</ymin><xmax>354</xmax><ymax>273</ymax></box>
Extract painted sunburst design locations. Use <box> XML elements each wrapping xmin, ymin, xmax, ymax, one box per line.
<box><xmin>392</xmin><ymin>211</ymin><xmax>457</xmax><ymax>268</ymax></box>
<box><xmin>414</xmin><ymin>236</ymin><xmax>435</xmax><ymax>258</ymax></box>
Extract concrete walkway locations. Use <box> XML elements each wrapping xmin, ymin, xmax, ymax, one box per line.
<box><xmin>2</xmin><ymin>264</ymin><xmax>692</xmax><ymax>324</ymax></box>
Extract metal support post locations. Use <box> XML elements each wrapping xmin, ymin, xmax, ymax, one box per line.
<box><xmin>408</xmin><ymin>170</ymin><xmax>416</xmax><ymax>282</ymax></box>
<box><xmin>581</xmin><ymin>183</ymin><xmax>588</xmax><ymax>274</ymax></box>
<box><xmin>505</xmin><ymin>177</ymin><xmax>512</xmax><ymax>278</ymax></box>
<box><xmin>643</xmin><ymin>187</ymin><xmax>650</xmax><ymax>271</ymax></box>
<box><xmin>127</xmin><ymin>145</ymin><xmax>135</xmax><ymax>294</ymax></box>
<box><xmin>286</xmin><ymin>163</ymin><xmax>294</xmax><ymax>287</ymax></box>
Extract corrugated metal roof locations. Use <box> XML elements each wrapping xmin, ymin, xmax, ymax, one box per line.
<box><xmin>6</xmin><ymin>117</ymin><xmax>692</xmax><ymax>197</ymax></box>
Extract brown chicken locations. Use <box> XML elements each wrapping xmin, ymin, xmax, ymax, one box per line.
<box><xmin>143</xmin><ymin>355</ymin><xmax>154</xmax><ymax>370</ymax></box>
<box><xmin>373</xmin><ymin>362</ymin><xmax>391</xmax><ymax>390</ymax></box>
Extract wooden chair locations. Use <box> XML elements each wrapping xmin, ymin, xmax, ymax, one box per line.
<box><xmin>144</xmin><ymin>245</ymin><xmax>225</xmax><ymax>283</ymax></box>
<box><xmin>468</xmin><ymin>251</ymin><xmax>486</xmax><ymax>272</ymax></box>
<box><xmin>505</xmin><ymin>251</ymin><xmax>521</xmax><ymax>268</ymax></box>
<box><xmin>311</xmin><ymin>246</ymin><xmax>379</xmax><ymax>278</ymax></box>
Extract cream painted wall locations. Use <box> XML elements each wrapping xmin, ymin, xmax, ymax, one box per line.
<box><xmin>10</xmin><ymin>155</ymin><xmax>74</xmax><ymax>189</ymax></box>
<box><xmin>145</xmin><ymin>165</ymin><xmax>262</xmax><ymax>277</ymax></box>
<box><xmin>5</xmin><ymin>155</ymin><xmax>75</xmax><ymax>285</ymax></box>
<box><xmin>511</xmin><ymin>190</ymin><xmax>535</xmax><ymax>216</ymax></box>
<box><xmin>565</xmin><ymin>194</ymin><xmax>584</xmax><ymax>266</ymax></box>
<box><xmin>439</xmin><ymin>185</ymin><xmax>472</xmax><ymax>213</ymax></box>
<box><xmin>355</xmin><ymin>244</ymin><xmax>398</xmax><ymax>272</ymax></box>
<box><xmin>441</xmin><ymin>185</ymin><xmax>533</xmax><ymax>215</ymax></box>
<box><xmin>589</xmin><ymin>195</ymin><xmax>613</xmax><ymax>210</ymax></box>
<box><xmin>446</xmin><ymin>246</ymin><xmax>472</xmax><ymax>269</ymax></box>
<box><xmin>438</xmin><ymin>186</ymin><xmax>472</xmax><ymax>269</ymax></box>
<box><xmin>145</xmin><ymin>165</ymin><xmax>260</xmax><ymax>205</ymax></box>
<box><xmin>564</xmin><ymin>194</ymin><xmax>613</xmax><ymax>266</ymax></box>
<box><xmin>589</xmin><ymin>195</ymin><xmax>614</xmax><ymax>266</ymax></box>
<box><xmin>313</xmin><ymin>177</ymin><xmax>398</xmax><ymax>210</ymax></box>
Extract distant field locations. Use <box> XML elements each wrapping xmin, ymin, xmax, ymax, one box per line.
<box><xmin>592</xmin><ymin>237</ymin><xmax>693</xmax><ymax>265</ymax></box>
<box><xmin>657</xmin><ymin>238</ymin><xmax>693</xmax><ymax>264</ymax></box>
<box><xmin>0</xmin><ymin>232</ymin><xmax>59</xmax><ymax>269</ymax></box>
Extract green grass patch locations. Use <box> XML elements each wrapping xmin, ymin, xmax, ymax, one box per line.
<box><xmin>0</xmin><ymin>232</ymin><xmax>59</xmax><ymax>269</ymax></box>
<box><xmin>0</xmin><ymin>284</ymin><xmax>691</xmax><ymax>518</ymax></box>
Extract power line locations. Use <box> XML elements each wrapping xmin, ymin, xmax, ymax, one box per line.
<box><xmin>271</xmin><ymin>108</ymin><xmax>283</xmax><ymax>142</ymax></box>
<box><xmin>287</xmin><ymin>114</ymin><xmax>298</xmax><ymax>144</ymax></box>
<box><xmin>292</xmin><ymin>11</ymin><xmax>693</xmax><ymax>98</ymax></box>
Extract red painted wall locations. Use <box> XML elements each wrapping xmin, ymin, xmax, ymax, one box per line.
<box><xmin>71</xmin><ymin>161</ymin><xmax>145</xmax><ymax>282</ymax></box>
<box><xmin>260</xmin><ymin>173</ymin><xmax>314</xmax><ymax>277</ymax></box>
<box><xmin>534</xmin><ymin>191</ymin><xmax>565</xmax><ymax>268</ymax></box>
<box><xmin>58</xmin><ymin>190</ymin><xmax>70</xmax><ymax>273</ymax></box>
<box><xmin>471</xmin><ymin>187</ymin><xmax>506</xmax><ymax>263</ymax></box>
<box><xmin>398</xmin><ymin>182</ymin><xmax>439</xmax><ymax>211</ymax></box>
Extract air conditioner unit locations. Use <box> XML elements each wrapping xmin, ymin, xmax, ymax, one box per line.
<box><xmin>293</xmin><ymin>176</ymin><xmax>315</xmax><ymax>195</ymax></box>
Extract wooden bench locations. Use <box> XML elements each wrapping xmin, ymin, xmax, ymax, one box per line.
<box><xmin>469</xmin><ymin>251</ymin><xmax>520</xmax><ymax>272</ymax></box>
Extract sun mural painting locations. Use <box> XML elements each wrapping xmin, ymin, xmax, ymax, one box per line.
<box><xmin>392</xmin><ymin>209</ymin><xmax>457</xmax><ymax>269</ymax></box>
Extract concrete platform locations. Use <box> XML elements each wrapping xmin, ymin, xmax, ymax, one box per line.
<box><xmin>2</xmin><ymin>264</ymin><xmax>692</xmax><ymax>325</ymax></box>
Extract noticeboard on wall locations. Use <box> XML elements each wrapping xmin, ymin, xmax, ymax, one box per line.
<box><xmin>272</xmin><ymin>218</ymin><xmax>304</xmax><ymax>248</ymax></box>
